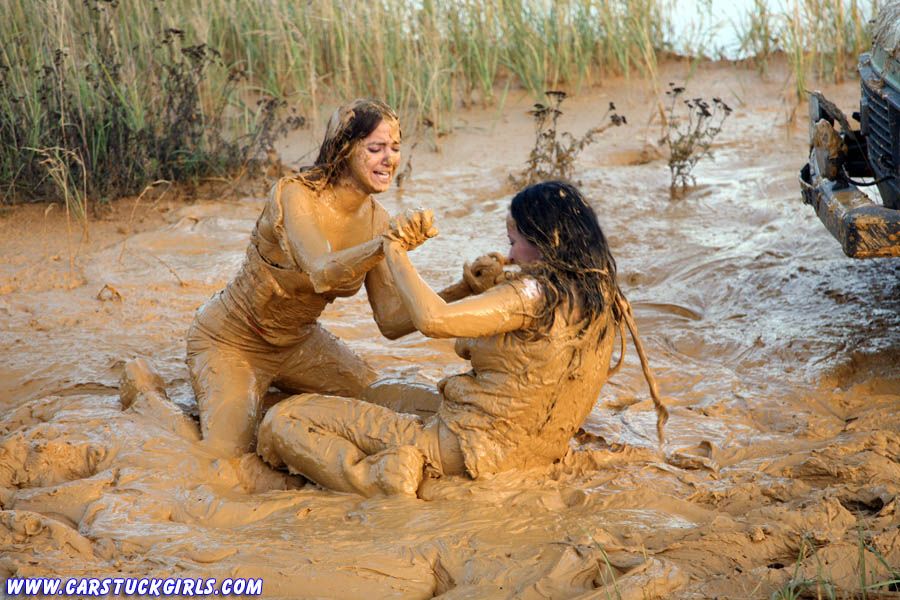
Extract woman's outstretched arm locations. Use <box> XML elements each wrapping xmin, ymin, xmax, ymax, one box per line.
<box><xmin>365</xmin><ymin>206</ymin><xmax>508</xmax><ymax>339</ymax></box>
<box><xmin>383</xmin><ymin>238</ymin><xmax>537</xmax><ymax>339</ymax></box>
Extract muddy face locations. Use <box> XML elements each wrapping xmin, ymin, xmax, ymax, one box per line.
<box><xmin>345</xmin><ymin>118</ymin><xmax>401</xmax><ymax>194</ymax></box>
<box><xmin>506</xmin><ymin>213</ymin><xmax>542</xmax><ymax>265</ymax></box>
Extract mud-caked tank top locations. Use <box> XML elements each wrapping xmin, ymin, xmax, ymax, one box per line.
<box><xmin>195</xmin><ymin>178</ymin><xmax>368</xmax><ymax>347</ymax></box>
<box><xmin>438</xmin><ymin>277</ymin><xmax>615</xmax><ymax>478</ymax></box>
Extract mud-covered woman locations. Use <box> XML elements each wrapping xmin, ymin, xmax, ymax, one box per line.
<box><xmin>257</xmin><ymin>180</ymin><xmax>668</xmax><ymax>496</ymax></box>
<box><xmin>184</xmin><ymin>99</ymin><xmax>484</xmax><ymax>457</ymax></box>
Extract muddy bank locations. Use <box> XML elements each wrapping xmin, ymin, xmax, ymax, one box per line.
<box><xmin>1</xmin><ymin>61</ymin><xmax>899</xmax><ymax>598</ymax></box>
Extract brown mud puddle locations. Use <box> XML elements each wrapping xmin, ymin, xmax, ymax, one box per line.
<box><xmin>1</xmin><ymin>61</ymin><xmax>898</xmax><ymax>598</ymax></box>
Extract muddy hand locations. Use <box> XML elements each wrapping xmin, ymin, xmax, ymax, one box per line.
<box><xmin>463</xmin><ymin>252</ymin><xmax>508</xmax><ymax>294</ymax></box>
<box><xmin>385</xmin><ymin>208</ymin><xmax>438</xmax><ymax>251</ymax></box>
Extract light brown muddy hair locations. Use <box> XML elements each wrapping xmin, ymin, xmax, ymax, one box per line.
<box><xmin>294</xmin><ymin>99</ymin><xmax>400</xmax><ymax>190</ymax></box>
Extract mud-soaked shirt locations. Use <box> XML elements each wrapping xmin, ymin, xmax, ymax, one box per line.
<box><xmin>438</xmin><ymin>278</ymin><xmax>615</xmax><ymax>478</ymax></box>
<box><xmin>194</xmin><ymin>179</ymin><xmax>365</xmax><ymax>348</ymax></box>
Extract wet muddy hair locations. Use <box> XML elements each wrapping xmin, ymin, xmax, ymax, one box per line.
<box><xmin>297</xmin><ymin>99</ymin><xmax>400</xmax><ymax>189</ymax></box>
<box><xmin>512</xmin><ymin>181</ymin><xmax>668</xmax><ymax>447</ymax></box>
<box><xmin>510</xmin><ymin>180</ymin><xmax>618</xmax><ymax>334</ymax></box>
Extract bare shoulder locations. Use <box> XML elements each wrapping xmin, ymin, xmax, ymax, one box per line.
<box><xmin>501</xmin><ymin>275</ymin><xmax>544</xmax><ymax>311</ymax></box>
<box><xmin>279</xmin><ymin>179</ymin><xmax>317</xmax><ymax>214</ymax></box>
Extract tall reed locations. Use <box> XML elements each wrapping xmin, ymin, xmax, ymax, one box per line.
<box><xmin>737</xmin><ymin>0</ymin><xmax>879</xmax><ymax>100</ymax></box>
<box><xmin>2</xmin><ymin>0</ymin><xmax>680</xmax><ymax>204</ymax></box>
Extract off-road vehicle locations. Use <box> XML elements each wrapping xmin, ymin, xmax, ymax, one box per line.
<box><xmin>800</xmin><ymin>0</ymin><xmax>900</xmax><ymax>258</ymax></box>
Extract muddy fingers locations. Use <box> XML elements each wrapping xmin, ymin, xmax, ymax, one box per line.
<box><xmin>463</xmin><ymin>252</ymin><xmax>508</xmax><ymax>294</ymax></box>
<box><xmin>386</xmin><ymin>208</ymin><xmax>438</xmax><ymax>251</ymax></box>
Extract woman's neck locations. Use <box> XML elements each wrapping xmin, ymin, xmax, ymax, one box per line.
<box><xmin>330</xmin><ymin>177</ymin><xmax>370</xmax><ymax>214</ymax></box>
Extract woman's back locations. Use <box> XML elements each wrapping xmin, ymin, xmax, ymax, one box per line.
<box><xmin>439</xmin><ymin>277</ymin><xmax>616</xmax><ymax>477</ymax></box>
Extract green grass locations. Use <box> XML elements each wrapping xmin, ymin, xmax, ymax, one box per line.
<box><xmin>770</xmin><ymin>530</ymin><xmax>900</xmax><ymax>600</ymax></box>
<box><xmin>0</xmin><ymin>0</ymin><xmax>887</xmax><ymax>208</ymax></box>
<box><xmin>736</xmin><ymin>0</ymin><xmax>879</xmax><ymax>100</ymax></box>
<box><xmin>1</xmin><ymin>0</ymin><xmax>678</xmax><ymax>207</ymax></box>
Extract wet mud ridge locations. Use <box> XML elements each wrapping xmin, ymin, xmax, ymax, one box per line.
<box><xmin>1</xmin><ymin>65</ymin><xmax>899</xmax><ymax>598</ymax></box>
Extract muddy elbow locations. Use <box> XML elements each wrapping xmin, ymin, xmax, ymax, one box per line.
<box><xmin>413</xmin><ymin>314</ymin><xmax>453</xmax><ymax>339</ymax></box>
<box><xmin>308</xmin><ymin>270</ymin><xmax>333</xmax><ymax>295</ymax></box>
<box><xmin>370</xmin><ymin>306</ymin><xmax>407</xmax><ymax>340</ymax></box>
<box><xmin>376</xmin><ymin>320</ymin><xmax>407</xmax><ymax>340</ymax></box>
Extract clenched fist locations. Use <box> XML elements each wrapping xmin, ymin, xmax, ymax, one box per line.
<box><xmin>384</xmin><ymin>208</ymin><xmax>438</xmax><ymax>251</ymax></box>
<box><xmin>463</xmin><ymin>252</ymin><xmax>511</xmax><ymax>294</ymax></box>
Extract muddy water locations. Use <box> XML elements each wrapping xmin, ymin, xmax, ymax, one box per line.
<box><xmin>1</xmin><ymin>63</ymin><xmax>898</xmax><ymax>598</ymax></box>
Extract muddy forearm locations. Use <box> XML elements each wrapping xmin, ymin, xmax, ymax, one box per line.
<box><xmin>308</xmin><ymin>238</ymin><xmax>384</xmax><ymax>294</ymax></box>
<box><xmin>383</xmin><ymin>242</ymin><xmax>451</xmax><ymax>334</ymax></box>
<box><xmin>375</xmin><ymin>278</ymin><xmax>473</xmax><ymax>339</ymax></box>
<box><xmin>384</xmin><ymin>241</ymin><xmax>533</xmax><ymax>338</ymax></box>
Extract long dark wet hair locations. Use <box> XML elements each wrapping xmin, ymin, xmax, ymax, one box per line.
<box><xmin>295</xmin><ymin>98</ymin><xmax>399</xmax><ymax>189</ymax></box>
<box><xmin>510</xmin><ymin>180</ymin><xmax>618</xmax><ymax>334</ymax></box>
<box><xmin>512</xmin><ymin>180</ymin><xmax>669</xmax><ymax>447</ymax></box>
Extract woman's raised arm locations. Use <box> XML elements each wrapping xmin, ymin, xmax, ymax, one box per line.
<box><xmin>280</xmin><ymin>182</ymin><xmax>384</xmax><ymax>294</ymax></box>
<box><xmin>365</xmin><ymin>205</ymin><xmax>488</xmax><ymax>339</ymax></box>
<box><xmin>383</xmin><ymin>238</ymin><xmax>538</xmax><ymax>339</ymax></box>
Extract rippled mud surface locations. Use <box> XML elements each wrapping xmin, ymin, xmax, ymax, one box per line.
<box><xmin>2</xmin><ymin>63</ymin><xmax>898</xmax><ymax>598</ymax></box>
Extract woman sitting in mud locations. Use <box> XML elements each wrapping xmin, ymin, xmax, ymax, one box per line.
<box><xmin>257</xmin><ymin>180</ymin><xmax>668</xmax><ymax>496</ymax></box>
<box><xmin>182</xmin><ymin>99</ymin><xmax>482</xmax><ymax>457</ymax></box>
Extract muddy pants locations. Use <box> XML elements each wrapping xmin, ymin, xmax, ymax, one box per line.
<box><xmin>257</xmin><ymin>393</ymin><xmax>466</xmax><ymax>497</ymax></box>
<box><xmin>187</xmin><ymin>306</ymin><xmax>377</xmax><ymax>457</ymax></box>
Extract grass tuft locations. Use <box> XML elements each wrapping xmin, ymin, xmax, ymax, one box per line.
<box><xmin>0</xmin><ymin>0</ymin><xmax>887</xmax><ymax>207</ymax></box>
<box><xmin>1</xmin><ymin>0</ymin><xmax>675</xmax><ymax>208</ymax></box>
<box><xmin>735</xmin><ymin>0</ymin><xmax>879</xmax><ymax>100</ymax></box>
<box><xmin>661</xmin><ymin>83</ymin><xmax>732</xmax><ymax>196</ymax></box>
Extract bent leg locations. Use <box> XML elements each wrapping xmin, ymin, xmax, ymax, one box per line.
<box><xmin>274</xmin><ymin>324</ymin><xmax>377</xmax><ymax>398</ymax></box>
<box><xmin>257</xmin><ymin>394</ymin><xmax>428</xmax><ymax>497</ymax></box>
<box><xmin>360</xmin><ymin>378</ymin><xmax>443</xmax><ymax>418</ymax></box>
<box><xmin>188</xmin><ymin>341</ymin><xmax>273</xmax><ymax>457</ymax></box>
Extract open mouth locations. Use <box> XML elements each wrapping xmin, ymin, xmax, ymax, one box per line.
<box><xmin>373</xmin><ymin>170</ymin><xmax>392</xmax><ymax>184</ymax></box>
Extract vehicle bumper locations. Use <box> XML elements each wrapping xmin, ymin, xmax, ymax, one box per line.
<box><xmin>800</xmin><ymin>161</ymin><xmax>900</xmax><ymax>258</ymax></box>
<box><xmin>800</xmin><ymin>94</ymin><xmax>900</xmax><ymax>259</ymax></box>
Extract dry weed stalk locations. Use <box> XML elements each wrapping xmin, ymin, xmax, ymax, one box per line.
<box><xmin>660</xmin><ymin>83</ymin><xmax>732</xmax><ymax>197</ymax></box>
<box><xmin>511</xmin><ymin>90</ymin><xmax>626</xmax><ymax>189</ymax></box>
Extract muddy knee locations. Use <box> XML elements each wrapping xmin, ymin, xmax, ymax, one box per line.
<box><xmin>256</xmin><ymin>397</ymin><xmax>314</xmax><ymax>469</ymax></box>
<box><xmin>198</xmin><ymin>390</ymin><xmax>263</xmax><ymax>458</ymax></box>
<box><xmin>193</xmin><ymin>361</ymin><xmax>266</xmax><ymax>458</ymax></box>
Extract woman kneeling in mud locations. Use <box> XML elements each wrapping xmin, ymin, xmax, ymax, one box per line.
<box><xmin>257</xmin><ymin>180</ymin><xmax>667</xmax><ymax>496</ymax></box>
<box><xmin>184</xmin><ymin>99</ymin><xmax>476</xmax><ymax>457</ymax></box>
